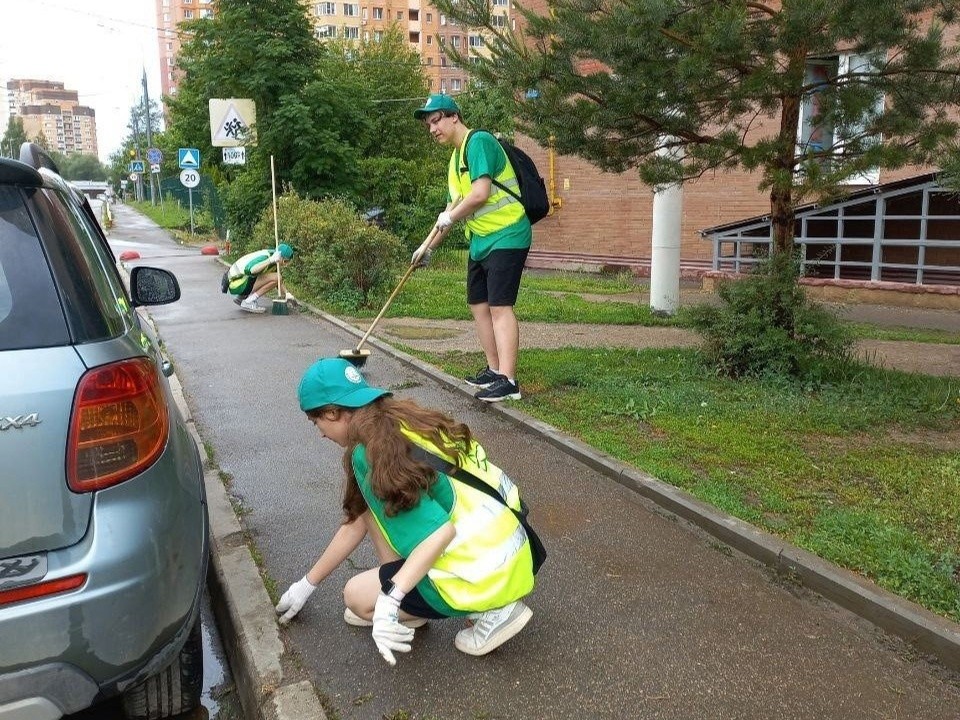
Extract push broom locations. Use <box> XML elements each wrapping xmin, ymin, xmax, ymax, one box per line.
<box><xmin>269</xmin><ymin>154</ymin><xmax>289</xmax><ymax>316</ymax></box>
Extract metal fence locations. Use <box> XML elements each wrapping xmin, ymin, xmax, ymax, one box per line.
<box><xmin>704</xmin><ymin>175</ymin><xmax>960</xmax><ymax>286</ymax></box>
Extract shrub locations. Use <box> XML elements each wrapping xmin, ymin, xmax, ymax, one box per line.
<box><xmin>689</xmin><ymin>253</ymin><xmax>853</xmax><ymax>379</ymax></box>
<box><xmin>250</xmin><ymin>193</ymin><xmax>404</xmax><ymax>311</ymax></box>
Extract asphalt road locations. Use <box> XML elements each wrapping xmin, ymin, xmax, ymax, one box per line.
<box><xmin>111</xmin><ymin>204</ymin><xmax>960</xmax><ymax>720</ymax></box>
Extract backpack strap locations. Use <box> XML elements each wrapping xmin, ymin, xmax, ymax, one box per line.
<box><xmin>460</xmin><ymin>130</ymin><xmax>522</xmax><ymax>204</ymax></box>
<box><xmin>408</xmin><ymin>444</ymin><xmax>528</xmax><ymax>517</ymax></box>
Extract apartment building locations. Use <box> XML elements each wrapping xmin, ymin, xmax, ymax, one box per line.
<box><xmin>5</xmin><ymin>79</ymin><xmax>98</xmax><ymax>157</ymax></box>
<box><xmin>155</xmin><ymin>0</ymin><xmax>505</xmax><ymax>98</ymax></box>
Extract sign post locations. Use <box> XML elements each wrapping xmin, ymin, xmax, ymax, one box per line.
<box><xmin>180</xmin><ymin>169</ymin><xmax>201</xmax><ymax>234</ymax></box>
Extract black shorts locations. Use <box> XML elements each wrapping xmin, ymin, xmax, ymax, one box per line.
<box><xmin>379</xmin><ymin>560</ymin><xmax>449</xmax><ymax>619</ymax></box>
<box><xmin>466</xmin><ymin>248</ymin><xmax>529</xmax><ymax>307</ymax></box>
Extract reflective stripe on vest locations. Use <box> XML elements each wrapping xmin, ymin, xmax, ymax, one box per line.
<box><xmin>448</xmin><ymin>132</ymin><xmax>525</xmax><ymax>236</ymax></box>
<box><xmin>398</xmin><ymin>429</ymin><xmax>534</xmax><ymax>612</ymax></box>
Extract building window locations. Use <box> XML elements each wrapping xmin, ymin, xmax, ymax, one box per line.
<box><xmin>427</xmin><ymin>56</ymin><xmax>433</xmax><ymax>65</ymax></box>
<box><xmin>201</xmin><ymin>8</ymin><xmax>213</xmax><ymax>17</ymax></box>
<box><xmin>426</xmin><ymin>35</ymin><xmax>432</xmax><ymax>45</ymax></box>
<box><xmin>451</xmin><ymin>35</ymin><xmax>461</xmax><ymax>47</ymax></box>
<box><xmin>362</xmin><ymin>8</ymin><xmax>368</xmax><ymax>19</ymax></box>
<box><xmin>491</xmin><ymin>14</ymin><xmax>506</xmax><ymax>27</ymax></box>
<box><xmin>799</xmin><ymin>52</ymin><xmax>884</xmax><ymax>184</ymax></box>
<box><xmin>440</xmin><ymin>80</ymin><xmax>447</xmax><ymax>93</ymax></box>
<box><xmin>315</xmin><ymin>24</ymin><xmax>336</xmax><ymax>38</ymax></box>
<box><xmin>316</xmin><ymin>2</ymin><xmax>335</xmax><ymax>14</ymax></box>
<box><xmin>440</xmin><ymin>56</ymin><xmax>447</xmax><ymax>67</ymax></box>
<box><xmin>183</xmin><ymin>9</ymin><xmax>194</xmax><ymax>18</ymax></box>
<box><xmin>426</xmin><ymin>12</ymin><xmax>432</xmax><ymax>22</ymax></box>
<box><xmin>452</xmin><ymin>78</ymin><xmax>462</xmax><ymax>91</ymax></box>
<box><xmin>343</xmin><ymin>26</ymin><xmax>359</xmax><ymax>38</ymax></box>
<box><xmin>440</xmin><ymin>14</ymin><xmax>446</xmax><ymax>25</ymax></box>
<box><xmin>409</xmin><ymin>9</ymin><xmax>419</xmax><ymax>21</ymax></box>
<box><xmin>409</xmin><ymin>31</ymin><xmax>420</xmax><ymax>43</ymax></box>
<box><xmin>468</xmin><ymin>34</ymin><xmax>483</xmax><ymax>48</ymax></box>
<box><xmin>374</xmin><ymin>30</ymin><xmax>383</xmax><ymax>41</ymax></box>
<box><xmin>395</xmin><ymin>10</ymin><xmax>403</xmax><ymax>20</ymax></box>
<box><xmin>372</xmin><ymin>7</ymin><xmax>383</xmax><ymax>19</ymax></box>
<box><xmin>343</xmin><ymin>3</ymin><xmax>358</xmax><ymax>16</ymax></box>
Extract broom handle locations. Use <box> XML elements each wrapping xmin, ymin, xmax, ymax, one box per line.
<box><xmin>355</xmin><ymin>223</ymin><xmax>445</xmax><ymax>351</ymax></box>
<box><xmin>270</xmin><ymin>155</ymin><xmax>282</xmax><ymax>298</ymax></box>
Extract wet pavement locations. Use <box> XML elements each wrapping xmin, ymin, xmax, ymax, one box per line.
<box><xmin>108</xmin><ymin>204</ymin><xmax>960</xmax><ymax>720</ymax></box>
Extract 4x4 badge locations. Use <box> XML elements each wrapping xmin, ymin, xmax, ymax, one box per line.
<box><xmin>0</xmin><ymin>413</ymin><xmax>41</xmax><ymax>430</ymax></box>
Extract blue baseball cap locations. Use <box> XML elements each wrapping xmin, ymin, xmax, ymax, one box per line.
<box><xmin>413</xmin><ymin>93</ymin><xmax>461</xmax><ymax>120</ymax></box>
<box><xmin>298</xmin><ymin>358</ymin><xmax>391</xmax><ymax>411</ymax></box>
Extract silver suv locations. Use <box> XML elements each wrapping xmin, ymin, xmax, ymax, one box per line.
<box><xmin>0</xmin><ymin>145</ymin><xmax>209</xmax><ymax>719</ymax></box>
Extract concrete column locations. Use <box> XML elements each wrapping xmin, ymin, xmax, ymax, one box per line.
<box><xmin>649</xmin><ymin>159</ymin><xmax>683</xmax><ymax>315</ymax></box>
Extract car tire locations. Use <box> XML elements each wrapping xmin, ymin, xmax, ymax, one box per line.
<box><xmin>121</xmin><ymin>616</ymin><xmax>203</xmax><ymax>720</ymax></box>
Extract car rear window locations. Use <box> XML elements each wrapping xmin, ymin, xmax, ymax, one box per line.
<box><xmin>0</xmin><ymin>186</ymin><xmax>70</xmax><ymax>350</ymax></box>
<box><xmin>28</xmin><ymin>184</ymin><xmax>129</xmax><ymax>344</ymax></box>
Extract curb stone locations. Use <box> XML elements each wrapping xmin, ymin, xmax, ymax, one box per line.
<box><xmin>302</xmin><ymin>299</ymin><xmax>960</xmax><ymax>673</ymax></box>
<box><xmin>167</xmin><ymin>350</ymin><xmax>328</xmax><ymax>720</ymax></box>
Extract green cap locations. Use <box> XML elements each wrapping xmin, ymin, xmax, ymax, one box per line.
<box><xmin>413</xmin><ymin>93</ymin><xmax>461</xmax><ymax>120</ymax></box>
<box><xmin>298</xmin><ymin>358</ymin><xmax>391</xmax><ymax>412</ymax></box>
<box><xmin>277</xmin><ymin>243</ymin><xmax>294</xmax><ymax>260</ymax></box>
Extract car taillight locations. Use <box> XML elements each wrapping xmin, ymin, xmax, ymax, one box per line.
<box><xmin>0</xmin><ymin>574</ymin><xmax>86</xmax><ymax>607</ymax></box>
<box><xmin>67</xmin><ymin>358</ymin><xmax>169</xmax><ymax>492</ymax></box>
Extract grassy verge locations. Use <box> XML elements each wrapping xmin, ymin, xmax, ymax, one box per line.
<box><xmin>128</xmin><ymin>200</ymin><xmax>216</xmax><ymax>245</ymax></box>
<box><xmin>414</xmin><ymin>346</ymin><xmax>960</xmax><ymax>622</ymax></box>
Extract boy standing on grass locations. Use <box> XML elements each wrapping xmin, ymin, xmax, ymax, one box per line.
<box><xmin>411</xmin><ymin>94</ymin><xmax>531</xmax><ymax>402</ymax></box>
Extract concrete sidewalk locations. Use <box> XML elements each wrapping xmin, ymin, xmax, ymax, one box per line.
<box><xmin>110</xmin><ymin>205</ymin><xmax>959</xmax><ymax>720</ymax></box>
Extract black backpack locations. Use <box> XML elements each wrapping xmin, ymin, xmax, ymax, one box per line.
<box><xmin>463</xmin><ymin>130</ymin><xmax>551</xmax><ymax>225</ymax></box>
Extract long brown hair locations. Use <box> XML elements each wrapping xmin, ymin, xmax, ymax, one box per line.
<box><xmin>309</xmin><ymin>396</ymin><xmax>472</xmax><ymax>522</ymax></box>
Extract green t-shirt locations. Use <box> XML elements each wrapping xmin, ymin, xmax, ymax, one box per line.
<box><xmin>454</xmin><ymin>131</ymin><xmax>532</xmax><ymax>261</ymax></box>
<box><xmin>350</xmin><ymin>445</ymin><xmax>469</xmax><ymax>617</ymax></box>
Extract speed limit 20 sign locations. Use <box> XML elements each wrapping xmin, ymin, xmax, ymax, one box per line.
<box><xmin>179</xmin><ymin>169</ymin><xmax>201</xmax><ymax>189</ymax></box>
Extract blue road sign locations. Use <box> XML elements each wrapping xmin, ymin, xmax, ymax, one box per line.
<box><xmin>179</xmin><ymin>148</ymin><xmax>200</xmax><ymax>169</ymax></box>
<box><xmin>129</xmin><ymin>160</ymin><xmax>145</xmax><ymax>173</ymax></box>
<box><xmin>147</xmin><ymin>147</ymin><xmax>163</xmax><ymax>164</ymax></box>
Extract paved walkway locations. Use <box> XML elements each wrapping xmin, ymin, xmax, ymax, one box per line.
<box><xmin>109</xmin><ymin>205</ymin><xmax>959</xmax><ymax>720</ymax></box>
<box><xmin>354</xmin><ymin>314</ymin><xmax>960</xmax><ymax>377</ymax></box>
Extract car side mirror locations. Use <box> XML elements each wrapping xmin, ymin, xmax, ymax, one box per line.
<box><xmin>130</xmin><ymin>266</ymin><xmax>181</xmax><ymax>307</ymax></box>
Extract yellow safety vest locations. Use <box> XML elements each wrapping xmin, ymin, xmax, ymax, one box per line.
<box><xmin>394</xmin><ymin>428</ymin><xmax>535</xmax><ymax>612</ymax></box>
<box><xmin>448</xmin><ymin>131</ymin><xmax>526</xmax><ymax>239</ymax></box>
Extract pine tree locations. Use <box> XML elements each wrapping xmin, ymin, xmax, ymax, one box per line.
<box><xmin>436</xmin><ymin>0</ymin><xmax>960</xmax><ymax>254</ymax></box>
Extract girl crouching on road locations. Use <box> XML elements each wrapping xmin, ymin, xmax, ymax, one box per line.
<box><xmin>275</xmin><ymin>358</ymin><xmax>538</xmax><ymax>665</ymax></box>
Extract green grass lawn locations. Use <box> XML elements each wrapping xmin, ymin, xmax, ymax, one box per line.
<box><xmin>414</xmin><ymin>346</ymin><xmax>960</xmax><ymax>622</ymax></box>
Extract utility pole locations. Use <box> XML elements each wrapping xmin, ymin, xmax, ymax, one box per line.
<box><xmin>142</xmin><ymin>69</ymin><xmax>156</xmax><ymax>205</ymax></box>
<box><xmin>132</xmin><ymin>113</ymin><xmax>144</xmax><ymax>203</ymax></box>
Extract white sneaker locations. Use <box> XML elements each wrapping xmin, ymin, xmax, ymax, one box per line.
<box><xmin>343</xmin><ymin>607</ymin><xmax>428</xmax><ymax>628</ymax></box>
<box><xmin>454</xmin><ymin>601</ymin><xmax>532</xmax><ymax>656</ymax></box>
<box><xmin>240</xmin><ymin>297</ymin><xmax>265</xmax><ymax>314</ymax></box>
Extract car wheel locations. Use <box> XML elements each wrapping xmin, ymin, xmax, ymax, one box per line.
<box><xmin>121</xmin><ymin>616</ymin><xmax>203</xmax><ymax>720</ymax></box>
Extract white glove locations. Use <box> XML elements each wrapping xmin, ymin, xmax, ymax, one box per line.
<box><xmin>411</xmin><ymin>244</ymin><xmax>433</xmax><ymax>267</ymax></box>
<box><xmin>371</xmin><ymin>592</ymin><xmax>415</xmax><ymax>666</ymax></box>
<box><xmin>435</xmin><ymin>210</ymin><xmax>454</xmax><ymax>229</ymax></box>
<box><xmin>269</xmin><ymin>250</ymin><xmax>283</xmax><ymax>264</ymax></box>
<box><xmin>275</xmin><ymin>576</ymin><xmax>317</xmax><ymax>624</ymax></box>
